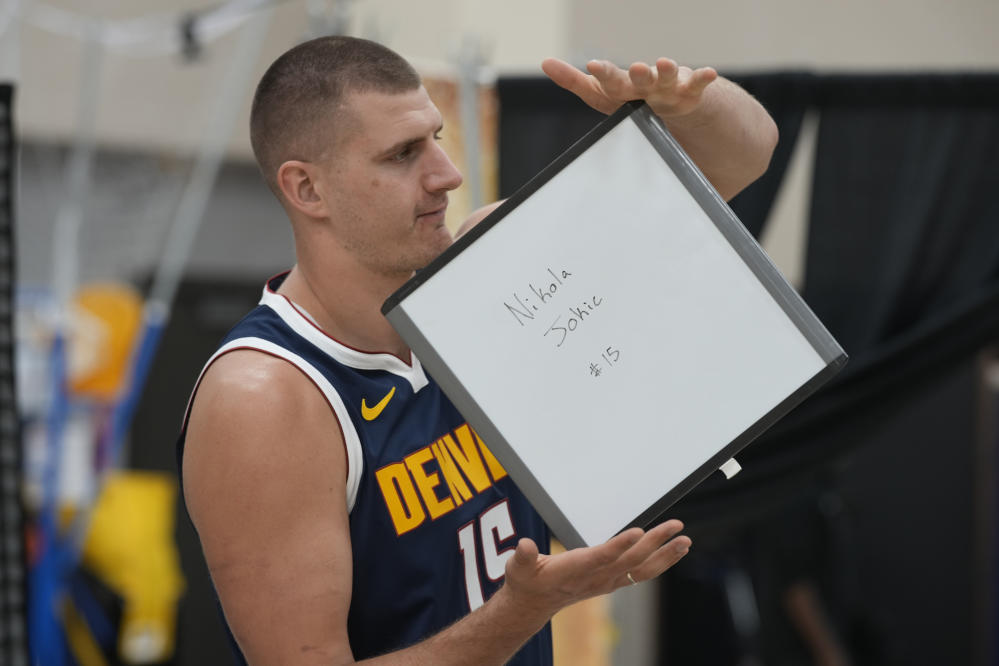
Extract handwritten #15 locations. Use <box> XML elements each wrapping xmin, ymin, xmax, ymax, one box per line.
<box><xmin>502</xmin><ymin>267</ymin><xmax>603</xmax><ymax>349</ymax></box>
<box><xmin>589</xmin><ymin>346</ymin><xmax>621</xmax><ymax>377</ymax></box>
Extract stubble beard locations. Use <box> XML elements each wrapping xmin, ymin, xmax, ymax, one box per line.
<box><xmin>341</xmin><ymin>223</ymin><xmax>453</xmax><ymax>281</ymax></box>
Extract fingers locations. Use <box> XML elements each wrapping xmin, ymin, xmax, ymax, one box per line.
<box><xmin>541</xmin><ymin>57</ymin><xmax>583</xmax><ymax>90</ymax></box>
<box><xmin>619</xmin><ymin>538</ymin><xmax>690</xmax><ymax>587</ymax></box>
<box><xmin>604</xmin><ymin>527</ymin><xmax>649</xmax><ymax>560</ymax></box>
<box><xmin>623</xmin><ymin>521</ymin><xmax>691</xmax><ymax>584</ymax></box>
<box><xmin>542</xmin><ymin>55</ymin><xmax>717</xmax><ymax>119</ymax></box>
<box><xmin>628</xmin><ymin>62</ymin><xmax>666</xmax><ymax>101</ymax></box>
<box><xmin>541</xmin><ymin>57</ymin><xmax>618</xmax><ymax>114</ymax></box>
<box><xmin>653</xmin><ymin>59</ymin><xmax>716</xmax><ymax>98</ymax></box>
<box><xmin>617</xmin><ymin>520</ymin><xmax>682</xmax><ymax>567</ymax></box>
<box><xmin>504</xmin><ymin>538</ymin><xmax>541</xmax><ymax>587</ymax></box>
<box><xmin>685</xmin><ymin>66</ymin><xmax>718</xmax><ymax>97</ymax></box>
<box><xmin>586</xmin><ymin>59</ymin><xmax>635</xmax><ymax>102</ymax></box>
<box><xmin>613</xmin><ymin>520</ymin><xmax>689</xmax><ymax>583</ymax></box>
<box><xmin>627</xmin><ymin>533</ymin><xmax>691</xmax><ymax>584</ymax></box>
<box><xmin>601</xmin><ymin>58</ymin><xmax>717</xmax><ymax>107</ymax></box>
<box><xmin>654</xmin><ymin>58</ymin><xmax>680</xmax><ymax>86</ymax></box>
<box><xmin>583</xmin><ymin>520</ymin><xmax>685</xmax><ymax>573</ymax></box>
<box><xmin>513</xmin><ymin>537</ymin><xmax>539</xmax><ymax>567</ymax></box>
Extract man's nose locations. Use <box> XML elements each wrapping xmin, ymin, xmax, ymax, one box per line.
<box><xmin>425</xmin><ymin>142</ymin><xmax>464</xmax><ymax>193</ymax></box>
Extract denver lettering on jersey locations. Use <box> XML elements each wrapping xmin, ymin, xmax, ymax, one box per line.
<box><xmin>375</xmin><ymin>424</ymin><xmax>509</xmax><ymax>536</ymax></box>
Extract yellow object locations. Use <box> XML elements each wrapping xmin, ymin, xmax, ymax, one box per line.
<box><xmin>81</xmin><ymin>472</ymin><xmax>185</xmax><ymax>664</ymax></box>
<box><xmin>361</xmin><ymin>386</ymin><xmax>396</xmax><ymax>421</ymax></box>
<box><xmin>63</xmin><ymin>597</ymin><xmax>111</xmax><ymax>666</ymax></box>
<box><xmin>68</xmin><ymin>283</ymin><xmax>144</xmax><ymax>400</ymax></box>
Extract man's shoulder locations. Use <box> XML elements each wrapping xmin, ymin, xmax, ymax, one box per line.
<box><xmin>182</xmin><ymin>347</ymin><xmax>348</xmax><ymax>501</ymax></box>
<box><xmin>188</xmin><ymin>348</ymin><xmax>338</xmax><ymax>447</ymax></box>
<box><xmin>199</xmin><ymin>348</ymin><xmax>310</xmax><ymax>404</ymax></box>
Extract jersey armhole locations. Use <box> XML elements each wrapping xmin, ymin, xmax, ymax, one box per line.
<box><xmin>182</xmin><ymin>337</ymin><xmax>364</xmax><ymax>512</ymax></box>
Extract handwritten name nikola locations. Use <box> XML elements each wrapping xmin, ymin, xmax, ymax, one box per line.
<box><xmin>502</xmin><ymin>267</ymin><xmax>603</xmax><ymax>348</ymax></box>
<box><xmin>503</xmin><ymin>268</ymin><xmax>573</xmax><ymax>325</ymax></box>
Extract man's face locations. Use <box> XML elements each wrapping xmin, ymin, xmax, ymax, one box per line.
<box><xmin>316</xmin><ymin>86</ymin><xmax>463</xmax><ymax>278</ymax></box>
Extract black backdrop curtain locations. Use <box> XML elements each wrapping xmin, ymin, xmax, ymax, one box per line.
<box><xmin>806</xmin><ymin>75</ymin><xmax>999</xmax><ymax>352</ymax></box>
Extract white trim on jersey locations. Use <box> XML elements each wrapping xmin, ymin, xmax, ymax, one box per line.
<box><xmin>260</xmin><ymin>287</ymin><xmax>430</xmax><ymax>394</ymax></box>
<box><xmin>189</xmin><ymin>337</ymin><xmax>364</xmax><ymax>513</ymax></box>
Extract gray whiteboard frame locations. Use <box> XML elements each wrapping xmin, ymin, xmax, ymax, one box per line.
<box><xmin>383</xmin><ymin>101</ymin><xmax>847</xmax><ymax>549</ymax></box>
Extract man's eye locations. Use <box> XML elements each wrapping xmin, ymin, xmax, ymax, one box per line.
<box><xmin>433</xmin><ymin>131</ymin><xmax>442</xmax><ymax>141</ymax></box>
<box><xmin>391</xmin><ymin>147</ymin><xmax>412</xmax><ymax>162</ymax></box>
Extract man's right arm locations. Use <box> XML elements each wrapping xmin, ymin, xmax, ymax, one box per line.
<box><xmin>184</xmin><ymin>350</ymin><xmax>358</xmax><ymax>664</ymax></box>
<box><xmin>184</xmin><ymin>351</ymin><xmax>691</xmax><ymax>665</ymax></box>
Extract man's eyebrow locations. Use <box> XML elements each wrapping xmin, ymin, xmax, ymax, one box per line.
<box><xmin>379</xmin><ymin>124</ymin><xmax>445</xmax><ymax>158</ymax></box>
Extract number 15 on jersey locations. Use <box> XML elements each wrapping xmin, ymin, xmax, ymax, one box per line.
<box><xmin>457</xmin><ymin>500</ymin><xmax>518</xmax><ymax>610</ymax></box>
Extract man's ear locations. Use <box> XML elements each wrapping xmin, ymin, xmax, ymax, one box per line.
<box><xmin>276</xmin><ymin>160</ymin><xmax>328</xmax><ymax>219</ymax></box>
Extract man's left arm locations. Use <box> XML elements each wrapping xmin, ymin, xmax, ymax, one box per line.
<box><xmin>542</xmin><ymin>57</ymin><xmax>778</xmax><ymax>201</ymax></box>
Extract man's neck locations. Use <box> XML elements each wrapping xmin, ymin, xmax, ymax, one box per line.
<box><xmin>277</xmin><ymin>264</ymin><xmax>412</xmax><ymax>359</ymax></box>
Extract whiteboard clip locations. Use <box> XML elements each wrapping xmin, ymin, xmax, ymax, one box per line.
<box><xmin>719</xmin><ymin>458</ymin><xmax>742</xmax><ymax>480</ymax></box>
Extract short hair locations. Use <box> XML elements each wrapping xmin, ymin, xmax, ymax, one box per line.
<box><xmin>249</xmin><ymin>36</ymin><xmax>421</xmax><ymax>195</ymax></box>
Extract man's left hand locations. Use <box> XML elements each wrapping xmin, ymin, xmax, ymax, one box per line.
<box><xmin>541</xmin><ymin>57</ymin><xmax>717</xmax><ymax>119</ymax></box>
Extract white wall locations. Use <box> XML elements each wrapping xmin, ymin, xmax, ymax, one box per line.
<box><xmin>569</xmin><ymin>0</ymin><xmax>999</xmax><ymax>70</ymax></box>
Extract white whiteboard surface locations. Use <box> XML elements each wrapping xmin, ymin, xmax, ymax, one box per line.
<box><xmin>384</xmin><ymin>103</ymin><xmax>846</xmax><ymax>549</ymax></box>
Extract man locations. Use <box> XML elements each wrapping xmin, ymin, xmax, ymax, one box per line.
<box><xmin>180</xmin><ymin>36</ymin><xmax>777</xmax><ymax>665</ymax></box>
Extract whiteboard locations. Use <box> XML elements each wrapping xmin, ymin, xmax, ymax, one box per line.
<box><xmin>383</xmin><ymin>102</ymin><xmax>846</xmax><ymax>549</ymax></box>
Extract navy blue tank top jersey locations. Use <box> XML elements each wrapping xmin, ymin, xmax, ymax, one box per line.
<box><xmin>179</xmin><ymin>274</ymin><xmax>553</xmax><ymax>664</ymax></box>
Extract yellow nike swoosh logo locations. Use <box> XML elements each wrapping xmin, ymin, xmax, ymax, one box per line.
<box><xmin>361</xmin><ymin>386</ymin><xmax>396</xmax><ymax>421</ymax></box>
